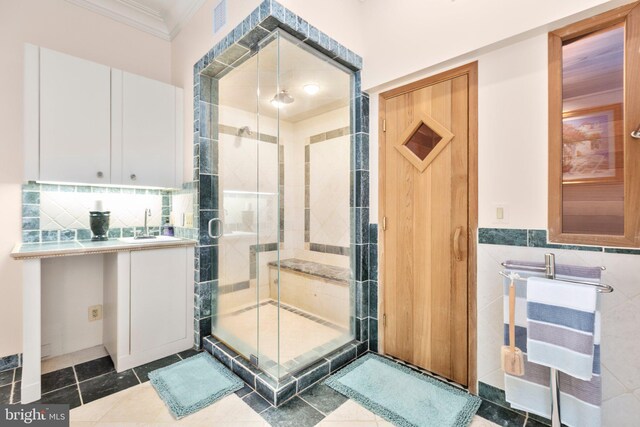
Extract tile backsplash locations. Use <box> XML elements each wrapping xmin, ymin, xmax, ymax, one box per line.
<box><xmin>40</xmin><ymin>191</ymin><xmax>163</xmax><ymax>230</ymax></box>
<box><xmin>21</xmin><ymin>182</ymin><xmax>196</xmax><ymax>243</ymax></box>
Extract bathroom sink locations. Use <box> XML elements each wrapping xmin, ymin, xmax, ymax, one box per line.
<box><xmin>118</xmin><ymin>236</ymin><xmax>181</xmax><ymax>244</ymax></box>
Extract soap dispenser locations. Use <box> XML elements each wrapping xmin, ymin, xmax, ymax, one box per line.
<box><xmin>161</xmin><ymin>219</ymin><xmax>175</xmax><ymax>237</ymax></box>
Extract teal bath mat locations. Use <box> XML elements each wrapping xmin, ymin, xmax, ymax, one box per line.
<box><xmin>325</xmin><ymin>353</ymin><xmax>481</xmax><ymax>427</ymax></box>
<box><xmin>149</xmin><ymin>352</ymin><xmax>243</xmax><ymax>419</ymax></box>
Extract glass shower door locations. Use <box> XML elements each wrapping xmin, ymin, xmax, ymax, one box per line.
<box><xmin>213</xmin><ymin>42</ymin><xmax>262</xmax><ymax>363</ymax></box>
<box><xmin>213</xmin><ymin>31</ymin><xmax>281</xmax><ymax>369</ymax></box>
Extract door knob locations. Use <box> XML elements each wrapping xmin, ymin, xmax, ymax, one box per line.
<box><xmin>130</xmin><ymin>174</ymin><xmax>137</xmax><ymax>181</ymax></box>
<box><xmin>97</xmin><ymin>171</ymin><xmax>103</xmax><ymax>178</ymax></box>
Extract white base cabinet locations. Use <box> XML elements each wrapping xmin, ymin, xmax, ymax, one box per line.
<box><xmin>104</xmin><ymin>247</ymin><xmax>194</xmax><ymax>372</ymax></box>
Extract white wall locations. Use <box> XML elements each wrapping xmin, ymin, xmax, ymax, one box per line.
<box><xmin>41</xmin><ymin>255</ymin><xmax>104</xmax><ymax>358</ymax></box>
<box><xmin>370</xmin><ymin>33</ymin><xmax>551</xmax><ymax>228</ymax></box>
<box><xmin>360</xmin><ymin>0</ymin><xmax>634</xmax><ymax>91</ymax></box>
<box><xmin>0</xmin><ymin>0</ymin><xmax>171</xmax><ymax>359</ymax></box>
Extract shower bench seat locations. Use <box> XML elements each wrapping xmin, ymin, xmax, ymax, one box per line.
<box><xmin>267</xmin><ymin>258</ymin><xmax>351</xmax><ymax>327</ymax></box>
<box><xmin>267</xmin><ymin>258</ymin><xmax>351</xmax><ymax>284</ymax></box>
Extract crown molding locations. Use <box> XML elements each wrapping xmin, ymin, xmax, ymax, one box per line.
<box><xmin>65</xmin><ymin>0</ymin><xmax>206</xmax><ymax>41</ymax></box>
<box><xmin>165</xmin><ymin>0</ymin><xmax>207</xmax><ymax>40</ymax></box>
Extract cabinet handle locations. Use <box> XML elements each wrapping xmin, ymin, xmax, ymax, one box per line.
<box><xmin>453</xmin><ymin>226</ymin><xmax>463</xmax><ymax>262</ymax></box>
<box><xmin>97</xmin><ymin>171</ymin><xmax>103</xmax><ymax>178</ymax></box>
<box><xmin>130</xmin><ymin>174</ymin><xmax>137</xmax><ymax>181</ymax></box>
<box><xmin>208</xmin><ymin>218</ymin><xmax>223</xmax><ymax>239</ymax></box>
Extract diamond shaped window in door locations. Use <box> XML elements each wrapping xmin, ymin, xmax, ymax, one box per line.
<box><xmin>395</xmin><ymin>114</ymin><xmax>454</xmax><ymax>172</ymax></box>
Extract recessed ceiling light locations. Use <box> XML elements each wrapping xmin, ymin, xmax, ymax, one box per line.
<box><xmin>303</xmin><ymin>83</ymin><xmax>320</xmax><ymax>95</ymax></box>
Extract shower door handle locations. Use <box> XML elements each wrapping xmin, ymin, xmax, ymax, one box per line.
<box><xmin>208</xmin><ymin>218</ymin><xmax>223</xmax><ymax>239</ymax></box>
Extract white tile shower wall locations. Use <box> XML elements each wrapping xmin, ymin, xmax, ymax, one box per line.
<box><xmin>293</xmin><ymin>247</ymin><xmax>350</xmax><ymax>269</ymax></box>
<box><xmin>477</xmin><ymin>243</ymin><xmax>640</xmax><ymax>426</ymax></box>
<box><xmin>170</xmin><ymin>193</ymin><xmax>194</xmax><ymax>227</ymax></box>
<box><xmin>270</xmin><ymin>267</ymin><xmax>350</xmax><ymax>327</ymax></box>
<box><xmin>309</xmin><ymin>135</ymin><xmax>350</xmax><ymax>248</ymax></box>
<box><xmin>40</xmin><ymin>191</ymin><xmax>162</xmax><ymax>230</ymax></box>
<box><xmin>284</xmin><ymin>126</ymin><xmax>305</xmax><ymax>252</ymax></box>
<box><xmin>220</xmin><ymin>234</ymin><xmax>255</xmax><ymax>285</ymax></box>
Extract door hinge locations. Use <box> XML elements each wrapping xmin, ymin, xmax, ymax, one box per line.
<box><xmin>383</xmin><ymin>314</ymin><xmax>386</xmax><ymax>327</ymax></box>
<box><xmin>382</xmin><ymin>119</ymin><xmax>386</xmax><ymax>132</ymax></box>
<box><xmin>382</xmin><ymin>216</ymin><xmax>387</xmax><ymax>231</ymax></box>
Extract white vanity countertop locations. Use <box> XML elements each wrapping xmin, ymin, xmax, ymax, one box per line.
<box><xmin>11</xmin><ymin>237</ymin><xmax>196</xmax><ymax>260</ymax></box>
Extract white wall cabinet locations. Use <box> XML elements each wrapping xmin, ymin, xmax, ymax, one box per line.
<box><xmin>39</xmin><ymin>48</ymin><xmax>112</xmax><ymax>184</ymax></box>
<box><xmin>111</xmin><ymin>71</ymin><xmax>183</xmax><ymax>188</ymax></box>
<box><xmin>24</xmin><ymin>45</ymin><xmax>183</xmax><ymax>188</ymax></box>
<box><xmin>104</xmin><ymin>247</ymin><xmax>193</xmax><ymax>372</ymax></box>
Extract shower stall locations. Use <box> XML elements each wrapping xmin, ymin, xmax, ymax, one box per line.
<box><xmin>199</xmin><ymin>30</ymin><xmax>357</xmax><ymax>381</ymax></box>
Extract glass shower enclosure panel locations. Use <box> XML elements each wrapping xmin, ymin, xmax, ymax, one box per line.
<box><xmin>213</xmin><ymin>41</ymin><xmax>261</xmax><ymax>362</ymax></box>
<box><xmin>213</xmin><ymin>30</ymin><xmax>355</xmax><ymax>380</ymax></box>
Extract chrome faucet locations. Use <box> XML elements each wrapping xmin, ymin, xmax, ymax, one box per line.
<box><xmin>135</xmin><ymin>208</ymin><xmax>155</xmax><ymax>239</ymax></box>
<box><xmin>144</xmin><ymin>208</ymin><xmax>151</xmax><ymax>236</ymax></box>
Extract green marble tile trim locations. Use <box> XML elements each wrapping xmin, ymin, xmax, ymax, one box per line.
<box><xmin>527</xmin><ymin>229</ymin><xmax>602</xmax><ymax>252</ymax></box>
<box><xmin>604</xmin><ymin>247</ymin><xmax>640</xmax><ymax>255</ymax></box>
<box><xmin>478</xmin><ymin>228</ymin><xmax>527</xmax><ymax>247</ymax></box>
<box><xmin>478</xmin><ymin>227</ymin><xmax>640</xmax><ymax>254</ymax></box>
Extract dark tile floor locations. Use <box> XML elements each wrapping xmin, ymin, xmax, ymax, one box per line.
<box><xmin>0</xmin><ymin>348</ymin><xmax>523</xmax><ymax>426</ymax></box>
<box><xmin>1</xmin><ymin>347</ymin><xmax>202</xmax><ymax>409</ymax></box>
<box><xmin>477</xmin><ymin>382</ymin><xmax>556</xmax><ymax>427</ymax></box>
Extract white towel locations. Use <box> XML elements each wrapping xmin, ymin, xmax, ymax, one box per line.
<box><xmin>526</xmin><ymin>277</ymin><xmax>598</xmax><ymax>380</ymax></box>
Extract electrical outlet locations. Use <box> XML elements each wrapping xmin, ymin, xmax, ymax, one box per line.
<box><xmin>88</xmin><ymin>304</ymin><xmax>103</xmax><ymax>322</ymax></box>
<box><xmin>184</xmin><ymin>213</ymin><xmax>194</xmax><ymax>228</ymax></box>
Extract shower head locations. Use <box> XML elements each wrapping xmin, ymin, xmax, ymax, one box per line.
<box><xmin>237</xmin><ymin>126</ymin><xmax>252</xmax><ymax>137</ymax></box>
<box><xmin>270</xmin><ymin>90</ymin><xmax>294</xmax><ymax>108</ymax></box>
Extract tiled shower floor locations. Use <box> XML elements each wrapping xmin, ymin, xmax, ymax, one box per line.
<box><xmin>217</xmin><ymin>300</ymin><xmax>351</xmax><ymax>375</ymax></box>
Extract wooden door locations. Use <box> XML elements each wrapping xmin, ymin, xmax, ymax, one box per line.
<box><xmin>380</xmin><ymin>63</ymin><xmax>477</xmax><ymax>388</ymax></box>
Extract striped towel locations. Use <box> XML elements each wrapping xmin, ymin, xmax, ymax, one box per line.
<box><xmin>502</xmin><ymin>261</ymin><xmax>602</xmax><ymax>427</ymax></box>
<box><xmin>527</xmin><ymin>277</ymin><xmax>598</xmax><ymax>380</ymax></box>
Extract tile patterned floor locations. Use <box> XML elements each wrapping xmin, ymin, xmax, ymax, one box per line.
<box><xmin>1</xmin><ymin>347</ymin><xmax>528</xmax><ymax>426</ymax></box>
<box><xmin>0</xmin><ymin>347</ymin><xmax>200</xmax><ymax>408</ymax></box>
<box><xmin>69</xmin><ymin>380</ymin><xmax>500</xmax><ymax>427</ymax></box>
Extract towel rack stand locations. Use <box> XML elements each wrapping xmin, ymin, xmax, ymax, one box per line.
<box><xmin>499</xmin><ymin>253</ymin><xmax>614</xmax><ymax>427</ymax></box>
<box><xmin>499</xmin><ymin>259</ymin><xmax>614</xmax><ymax>293</ymax></box>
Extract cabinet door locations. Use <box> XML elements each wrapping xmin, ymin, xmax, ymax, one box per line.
<box><xmin>130</xmin><ymin>248</ymin><xmax>187</xmax><ymax>354</ymax></box>
<box><xmin>40</xmin><ymin>48</ymin><xmax>111</xmax><ymax>184</ymax></box>
<box><xmin>121</xmin><ymin>72</ymin><xmax>176</xmax><ymax>188</ymax></box>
